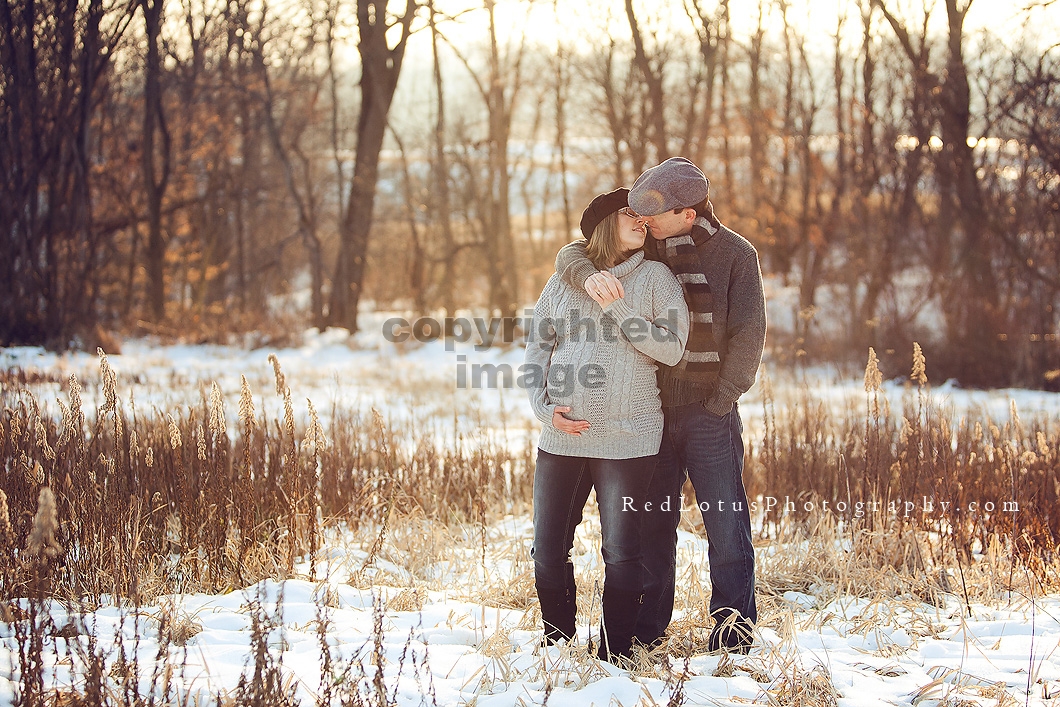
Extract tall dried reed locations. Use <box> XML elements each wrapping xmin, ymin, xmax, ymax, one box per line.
<box><xmin>0</xmin><ymin>352</ymin><xmax>532</xmax><ymax>602</ymax></box>
<box><xmin>744</xmin><ymin>344</ymin><xmax>1059</xmax><ymax>580</ymax></box>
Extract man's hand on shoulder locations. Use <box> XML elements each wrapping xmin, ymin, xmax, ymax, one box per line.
<box><xmin>586</xmin><ymin>271</ymin><xmax>624</xmax><ymax>308</ymax></box>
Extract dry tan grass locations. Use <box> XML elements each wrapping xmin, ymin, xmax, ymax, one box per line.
<box><xmin>766</xmin><ymin>662</ymin><xmax>841</xmax><ymax>707</ymax></box>
<box><xmin>385</xmin><ymin>586</ymin><xmax>428</xmax><ymax>612</ymax></box>
<box><xmin>154</xmin><ymin>608</ymin><xmax>204</xmax><ymax>647</ymax></box>
<box><xmin>1</xmin><ymin>345</ymin><xmax>1059</xmax><ymax>704</ymax></box>
<box><xmin>2</xmin><ymin>345</ymin><xmax>1057</xmax><ymax>606</ymax></box>
<box><xmin>913</xmin><ymin>667</ymin><xmax>1023</xmax><ymax>707</ymax></box>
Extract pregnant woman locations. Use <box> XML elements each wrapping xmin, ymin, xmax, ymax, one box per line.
<box><xmin>525</xmin><ymin>188</ymin><xmax>689</xmax><ymax>664</ymax></box>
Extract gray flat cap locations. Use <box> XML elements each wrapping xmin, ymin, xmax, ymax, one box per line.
<box><xmin>629</xmin><ymin>157</ymin><xmax>709</xmax><ymax>216</ymax></box>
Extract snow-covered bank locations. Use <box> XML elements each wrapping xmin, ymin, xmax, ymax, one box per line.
<box><xmin>3</xmin><ymin>322</ymin><xmax>1059</xmax><ymax>432</ymax></box>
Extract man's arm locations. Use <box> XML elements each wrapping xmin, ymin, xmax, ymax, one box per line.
<box><xmin>555</xmin><ymin>240</ymin><xmax>597</xmax><ymax>291</ymax></box>
<box><xmin>556</xmin><ymin>240</ymin><xmax>626</xmax><ymax>304</ymax></box>
<box><xmin>707</xmin><ymin>251</ymin><xmax>767</xmax><ymax>416</ymax></box>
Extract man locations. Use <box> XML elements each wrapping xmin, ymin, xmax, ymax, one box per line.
<box><xmin>554</xmin><ymin>157</ymin><xmax>766</xmax><ymax>653</ymax></box>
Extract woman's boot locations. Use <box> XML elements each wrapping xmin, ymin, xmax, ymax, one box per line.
<box><xmin>596</xmin><ymin>588</ymin><xmax>644</xmax><ymax>663</ymax></box>
<box><xmin>537</xmin><ymin>585</ymin><xmax>576</xmax><ymax>644</ymax></box>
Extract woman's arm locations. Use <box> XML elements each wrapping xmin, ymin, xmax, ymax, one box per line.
<box><xmin>524</xmin><ymin>277</ymin><xmax>560</xmax><ymax>425</ymax></box>
<box><xmin>524</xmin><ymin>277</ymin><xmax>592</xmax><ymax>435</ymax></box>
<box><xmin>603</xmin><ymin>268</ymin><xmax>689</xmax><ymax>366</ymax></box>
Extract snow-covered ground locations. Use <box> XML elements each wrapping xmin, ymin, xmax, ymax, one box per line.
<box><xmin>2</xmin><ymin>524</ymin><xmax>1058</xmax><ymax>706</ymax></box>
<box><xmin>3</xmin><ymin>325</ymin><xmax>1060</xmax><ymax>705</ymax></box>
<box><xmin>4</xmin><ymin>311</ymin><xmax>1059</xmax><ymax>434</ymax></box>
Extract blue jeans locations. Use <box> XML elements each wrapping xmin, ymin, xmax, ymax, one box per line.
<box><xmin>532</xmin><ymin>450</ymin><xmax>654</xmax><ymax>596</ymax></box>
<box><xmin>635</xmin><ymin>402</ymin><xmax>756</xmax><ymax>644</ymax></box>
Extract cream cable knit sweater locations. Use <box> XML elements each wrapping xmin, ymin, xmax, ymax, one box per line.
<box><xmin>525</xmin><ymin>251</ymin><xmax>690</xmax><ymax>459</ymax></box>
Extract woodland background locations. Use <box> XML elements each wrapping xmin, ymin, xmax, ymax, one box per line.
<box><xmin>2</xmin><ymin>0</ymin><xmax>1059</xmax><ymax>387</ymax></box>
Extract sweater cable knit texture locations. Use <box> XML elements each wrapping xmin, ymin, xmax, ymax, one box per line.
<box><xmin>525</xmin><ymin>251</ymin><xmax>690</xmax><ymax>459</ymax></box>
<box><xmin>555</xmin><ymin>217</ymin><xmax>766</xmax><ymax>415</ymax></box>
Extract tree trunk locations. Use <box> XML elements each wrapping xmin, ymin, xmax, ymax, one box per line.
<box><xmin>332</xmin><ymin>104</ymin><xmax>386</xmax><ymax>330</ymax></box>
<box><xmin>485</xmin><ymin>0</ymin><xmax>518</xmax><ymax>317</ymax></box>
<box><xmin>141</xmin><ymin>0</ymin><xmax>169</xmax><ymax>323</ymax></box>
<box><xmin>625</xmin><ymin>0</ymin><xmax>668</xmax><ymax>161</ymax></box>
<box><xmin>718</xmin><ymin>0</ymin><xmax>735</xmax><ymax>196</ymax></box>
<box><xmin>329</xmin><ymin>0</ymin><xmax>415</xmax><ymax>333</ymax></box>
<box><xmin>685</xmin><ymin>0</ymin><xmax>720</xmax><ymax>166</ymax></box>
<box><xmin>428</xmin><ymin>0</ymin><xmax>457</xmax><ymax>315</ymax></box>
<box><xmin>746</xmin><ymin>2</ymin><xmax>767</xmax><ymax>216</ymax></box>
<box><xmin>255</xmin><ymin>30</ymin><xmax>326</xmax><ymax>328</ymax></box>
<box><xmin>938</xmin><ymin>0</ymin><xmax>1002</xmax><ymax>383</ymax></box>
<box><xmin>553</xmin><ymin>37</ymin><xmax>572</xmax><ymax>242</ymax></box>
<box><xmin>873</xmin><ymin>0</ymin><xmax>1003</xmax><ymax>383</ymax></box>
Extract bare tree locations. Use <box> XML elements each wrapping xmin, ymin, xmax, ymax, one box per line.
<box><xmin>847</xmin><ymin>0</ymin><xmax>905</xmax><ymax>353</ymax></box>
<box><xmin>769</xmin><ymin>0</ymin><xmax>799</xmax><ymax>277</ymax></box>
<box><xmin>716</xmin><ymin>0</ymin><xmax>736</xmax><ymax>191</ymax></box>
<box><xmin>442</xmin><ymin>0</ymin><xmax>528</xmax><ymax>318</ymax></box>
<box><xmin>786</xmin><ymin>5</ymin><xmax>826</xmax><ymax>351</ymax></box>
<box><xmin>140</xmin><ymin>0</ymin><xmax>171</xmax><ymax>323</ymax></box>
<box><xmin>992</xmin><ymin>39</ymin><xmax>1060</xmax><ymax>384</ymax></box>
<box><xmin>323</xmin><ymin>0</ymin><xmax>349</xmax><ymax>225</ymax></box>
<box><xmin>872</xmin><ymin>0</ymin><xmax>1004</xmax><ymax>384</ymax></box>
<box><xmin>0</xmin><ymin>0</ymin><xmax>136</xmax><ymax>346</ymax></box>
<box><xmin>329</xmin><ymin>0</ymin><xmax>417</xmax><ymax>333</ymax></box>
<box><xmin>482</xmin><ymin>0</ymin><xmax>524</xmax><ymax>317</ymax></box>
<box><xmin>744</xmin><ymin>0</ymin><xmax>769</xmax><ymax>217</ymax></box>
<box><xmin>579</xmin><ymin>37</ymin><xmax>653</xmax><ymax>185</ymax></box>
<box><xmin>389</xmin><ymin>126</ymin><xmax>428</xmax><ymax>313</ymax></box>
<box><xmin>253</xmin><ymin>4</ymin><xmax>329</xmax><ymax>328</ymax></box>
<box><xmin>624</xmin><ymin>0</ymin><xmax>668</xmax><ymax>160</ymax></box>
<box><xmin>427</xmin><ymin>0</ymin><xmax>458</xmax><ymax>315</ymax></box>
<box><xmin>683</xmin><ymin>0</ymin><xmax>725</xmax><ymax>165</ymax></box>
<box><xmin>550</xmin><ymin>1</ymin><xmax>573</xmax><ymax>242</ymax></box>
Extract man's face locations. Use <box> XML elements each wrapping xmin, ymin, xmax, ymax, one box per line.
<box><xmin>643</xmin><ymin>208</ymin><xmax>696</xmax><ymax>240</ymax></box>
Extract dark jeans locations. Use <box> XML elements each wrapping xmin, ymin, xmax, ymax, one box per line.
<box><xmin>531</xmin><ymin>449</ymin><xmax>654</xmax><ymax>596</ymax></box>
<box><xmin>635</xmin><ymin>402</ymin><xmax>756</xmax><ymax>644</ymax></box>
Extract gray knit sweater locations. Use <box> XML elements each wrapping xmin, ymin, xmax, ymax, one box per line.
<box><xmin>556</xmin><ymin>217</ymin><xmax>766</xmax><ymax>415</ymax></box>
<box><xmin>525</xmin><ymin>251</ymin><xmax>690</xmax><ymax>459</ymax></box>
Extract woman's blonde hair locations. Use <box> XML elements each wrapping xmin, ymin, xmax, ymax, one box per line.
<box><xmin>586</xmin><ymin>211</ymin><xmax>625</xmax><ymax>269</ymax></box>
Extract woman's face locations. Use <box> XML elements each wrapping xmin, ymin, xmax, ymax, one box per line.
<box><xmin>616</xmin><ymin>209</ymin><xmax>646</xmax><ymax>252</ymax></box>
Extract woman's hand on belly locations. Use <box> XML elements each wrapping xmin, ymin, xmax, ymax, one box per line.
<box><xmin>552</xmin><ymin>406</ymin><xmax>590</xmax><ymax>436</ymax></box>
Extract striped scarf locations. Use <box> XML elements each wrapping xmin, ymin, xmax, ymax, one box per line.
<box><xmin>657</xmin><ymin>219</ymin><xmax>721</xmax><ymax>383</ymax></box>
